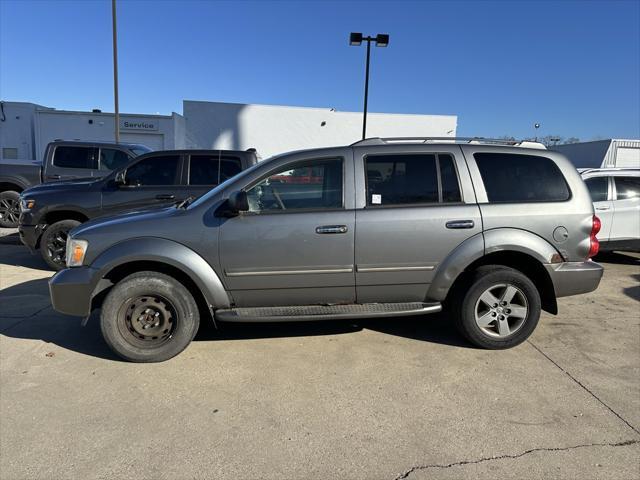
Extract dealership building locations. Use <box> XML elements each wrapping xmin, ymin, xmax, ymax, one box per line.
<box><xmin>0</xmin><ymin>100</ymin><xmax>458</xmax><ymax>163</ymax></box>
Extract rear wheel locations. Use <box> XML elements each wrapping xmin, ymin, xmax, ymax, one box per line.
<box><xmin>0</xmin><ymin>191</ymin><xmax>21</xmax><ymax>228</ymax></box>
<box><xmin>452</xmin><ymin>266</ymin><xmax>541</xmax><ymax>349</ymax></box>
<box><xmin>100</xmin><ymin>271</ymin><xmax>200</xmax><ymax>362</ymax></box>
<box><xmin>40</xmin><ymin>219</ymin><xmax>81</xmax><ymax>270</ymax></box>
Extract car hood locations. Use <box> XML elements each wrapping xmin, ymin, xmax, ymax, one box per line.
<box><xmin>23</xmin><ymin>178</ymin><xmax>100</xmax><ymax>195</ymax></box>
<box><xmin>72</xmin><ymin>205</ymin><xmax>179</xmax><ymax>238</ymax></box>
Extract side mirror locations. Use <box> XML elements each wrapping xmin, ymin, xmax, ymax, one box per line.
<box><xmin>227</xmin><ymin>190</ymin><xmax>249</xmax><ymax>214</ymax></box>
<box><xmin>114</xmin><ymin>170</ymin><xmax>126</xmax><ymax>185</ymax></box>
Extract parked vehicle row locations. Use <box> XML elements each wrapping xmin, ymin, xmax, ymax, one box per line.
<box><xmin>0</xmin><ymin>141</ymin><xmax>151</xmax><ymax>228</ymax></box>
<box><xmin>47</xmin><ymin>137</ymin><xmax>604</xmax><ymax>362</ymax></box>
<box><xmin>18</xmin><ymin>149</ymin><xmax>258</xmax><ymax>269</ymax></box>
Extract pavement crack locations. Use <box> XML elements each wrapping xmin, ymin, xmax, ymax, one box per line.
<box><xmin>527</xmin><ymin>340</ymin><xmax>640</xmax><ymax>435</ymax></box>
<box><xmin>394</xmin><ymin>439</ymin><xmax>640</xmax><ymax>479</ymax></box>
<box><xmin>0</xmin><ymin>305</ymin><xmax>51</xmax><ymax>333</ymax></box>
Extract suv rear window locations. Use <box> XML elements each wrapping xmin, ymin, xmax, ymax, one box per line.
<box><xmin>365</xmin><ymin>153</ymin><xmax>461</xmax><ymax>206</ymax></box>
<box><xmin>474</xmin><ymin>153</ymin><xmax>570</xmax><ymax>203</ymax></box>
<box><xmin>189</xmin><ymin>155</ymin><xmax>242</xmax><ymax>185</ymax></box>
<box><xmin>53</xmin><ymin>146</ymin><xmax>97</xmax><ymax>169</ymax></box>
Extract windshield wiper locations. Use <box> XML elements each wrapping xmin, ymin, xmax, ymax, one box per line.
<box><xmin>176</xmin><ymin>196</ymin><xmax>196</xmax><ymax>209</ymax></box>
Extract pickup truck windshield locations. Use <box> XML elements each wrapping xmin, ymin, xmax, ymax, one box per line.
<box><xmin>130</xmin><ymin>146</ymin><xmax>153</xmax><ymax>156</ymax></box>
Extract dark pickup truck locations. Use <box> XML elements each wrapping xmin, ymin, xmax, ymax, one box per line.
<box><xmin>19</xmin><ymin>149</ymin><xmax>258</xmax><ymax>270</ymax></box>
<box><xmin>1</xmin><ymin>140</ymin><xmax>151</xmax><ymax>227</ymax></box>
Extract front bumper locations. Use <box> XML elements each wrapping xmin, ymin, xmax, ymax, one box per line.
<box><xmin>545</xmin><ymin>261</ymin><xmax>603</xmax><ymax>298</ymax></box>
<box><xmin>18</xmin><ymin>224</ymin><xmax>46</xmax><ymax>252</ymax></box>
<box><xmin>49</xmin><ymin>267</ymin><xmax>99</xmax><ymax>317</ymax></box>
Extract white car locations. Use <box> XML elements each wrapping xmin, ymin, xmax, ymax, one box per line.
<box><xmin>581</xmin><ymin>168</ymin><xmax>640</xmax><ymax>252</ymax></box>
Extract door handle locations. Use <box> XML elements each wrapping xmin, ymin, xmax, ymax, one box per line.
<box><xmin>46</xmin><ymin>175</ymin><xmax>61</xmax><ymax>180</ymax></box>
<box><xmin>155</xmin><ymin>194</ymin><xmax>175</xmax><ymax>200</ymax></box>
<box><xmin>316</xmin><ymin>225</ymin><xmax>348</xmax><ymax>234</ymax></box>
<box><xmin>446</xmin><ymin>220</ymin><xmax>475</xmax><ymax>229</ymax></box>
<box><xmin>595</xmin><ymin>206</ymin><xmax>610</xmax><ymax>211</ymax></box>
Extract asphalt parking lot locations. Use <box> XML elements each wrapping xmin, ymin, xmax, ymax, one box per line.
<box><xmin>1</xmin><ymin>227</ymin><xmax>638</xmax><ymax>480</ymax></box>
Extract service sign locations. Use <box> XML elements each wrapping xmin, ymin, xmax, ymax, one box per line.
<box><xmin>120</xmin><ymin>118</ymin><xmax>159</xmax><ymax>131</ymax></box>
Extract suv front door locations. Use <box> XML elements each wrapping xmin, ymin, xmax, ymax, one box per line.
<box><xmin>101</xmin><ymin>154</ymin><xmax>189</xmax><ymax>216</ymax></box>
<box><xmin>353</xmin><ymin>145</ymin><xmax>482</xmax><ymax>302</ymax></box>
<box><xmin>218</xmin><ymin>151</ymin><xmax>355</xmax><ymax>307</ymax></box>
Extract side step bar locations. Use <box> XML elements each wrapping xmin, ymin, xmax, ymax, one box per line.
<box><xmin>215</xmin><ymin>302</ymin><xmax>442</xmax><ymax>323</ymax></box>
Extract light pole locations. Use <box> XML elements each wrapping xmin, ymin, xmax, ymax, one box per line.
<box><xmin>350</xmin><ymin>33</ymin><xmax>389</xmax><ymax>140</ymax></box>
<box><xmin>534</xmin><ymin>123</ymin><xmax>540</xmax><ymax>142</ymax></box>
<box><xmin>112</xmin><ymin>0</ymin><xmax>120</xmax><ymax>143</ymax></box>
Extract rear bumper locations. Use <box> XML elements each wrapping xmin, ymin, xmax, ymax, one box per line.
<box><xmin>18</xmin><ymin>224</ymin><xmax>45</xmax><ymax>252</ymax></box>
<box><xmin>49</xmin><ymin>267</ymin><xmax>99</xmax><ymax>317</ymax></box>
<box><xmin>545</xmin><ymin>261</ymin><xmax>603</xmax><ymax>298</ymax></box>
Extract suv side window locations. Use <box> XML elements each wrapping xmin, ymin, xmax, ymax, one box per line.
<box><xmin>53</xmin><ymin>146</ymin><xmax>97</xmax><ymax>169</ymax></box>
<box><xmin>246</xmin><ymin>158</ymin><xmax>343</xmax><ymax>212</ymax></box>
<box><xmin>125</xmin><ymin>155</ymin><xmax>180</xmax><ymax>186</ymax></box>
<box><xmin>365</xmin><ymin>153</ymin><xmax>461</xmax><ymax>206</ymax></box>
<box><xmin>189</xmin><ymin>155</ymin><xmax>242</xmax><ymax>185</ymax></box>
<box><xmin>584</xmin><ymin>177</ymin><xmax>609</xmax><ymax>202</ymax></box>
<box><xmin>615</xmin><ymin>177</ymin><xmax>640</xmax><ymax>200</ymax></box>
<box><xmin>100</xmin><ymin>148</ymin><xmax>132</xmax><ymax>171</ymax></box>
<box><xmin>474</xmin><ymin>153</ymin><xmax>571</xmax><ymax>203</ymax></box>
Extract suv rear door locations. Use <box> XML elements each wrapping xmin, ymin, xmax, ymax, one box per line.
<box><xmin>100</xmin><ymin>153</ymin><xmax>190</xmax><ymax>215</ymax></box>
<box><xmin>610</xmin><ymin>176</ymin><xmax>640</xmax><ymax>242</ymax></box>
<box><xmin>353</xmin><ymin>145</ymin><xmax>481</xmax><ymax>302</ymax></box>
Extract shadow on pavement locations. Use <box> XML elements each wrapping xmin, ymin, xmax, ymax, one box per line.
<box><xmin>623</xmin><ymin>274</ymin><xmax>640</xmax><ymax>303</ymax></box>
<box><xmin>596</xmin><ymin>251</ymin><xmax>640</xmax><ymax>266</ymax></box>
<box><xmin>1</xmin><ymin>277</ymin><xmax>470</xmax><ymax>362</ymax></box>
<box><xmin>0</xmin><ymin>244</ymin><xmax>51</xmax><ymax>271</ymax></box>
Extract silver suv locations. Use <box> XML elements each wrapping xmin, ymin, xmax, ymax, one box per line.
<box><xmin>49</xmin><ymin>138</ymin><xmax>604</xmax><ymax>362</ymax></box>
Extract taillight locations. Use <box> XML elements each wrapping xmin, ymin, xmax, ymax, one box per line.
<box><xmin>588</xmin><ymin>215</ymin><xmax>601</xmax><ymax>258</ymax></box>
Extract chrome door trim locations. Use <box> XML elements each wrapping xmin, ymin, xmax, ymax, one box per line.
<box><xmin>356</xmin><ymin>264</ymin><xmax>436</xmax><ymax>273</ymax></box>
<box><xmin>225</xmin><ymin>266</ymin><xmax>354</xmax><ymax>277</ymax></box>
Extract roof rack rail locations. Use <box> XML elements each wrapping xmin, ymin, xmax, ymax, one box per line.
<box><xmin>351</xmin><ymin>137</ymin><xmax>546</xmax><ymax>149</ymax></box>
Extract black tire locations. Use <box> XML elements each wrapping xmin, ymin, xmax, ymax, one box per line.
<box><xmin>452</xmin><ymin>266</ymin><xmax>541</xmax><ymax>349</ymax></box>
<box><xmin>0</xmin><ymin>191</ymin><xmax>21</xmax><ymax>228</ymax></box>
<box><xmin>39</xmin><ymin>219</ymin><xmax>81</xmax><ymax>271</ymax></box>
<box><xmin>100</xmin><ymin>271</ymin><xmax>200</xmax><ymax>362</ymax></box>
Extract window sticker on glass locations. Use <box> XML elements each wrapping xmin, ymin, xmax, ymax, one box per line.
<box><xmin>372</xmin><ymin>194</ymin><xmax>382</xmax><ymax>204</ymax></box>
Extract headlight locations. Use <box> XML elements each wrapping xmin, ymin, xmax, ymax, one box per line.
<box><xmin>21</xmin><ymin>199</ymin><xmax>36</xmax><ymax>211</ymax></box>
<box><xmin>66</xmin><ymin>239</ymin><xmax>88</xmax><ymax>267</ymax></box>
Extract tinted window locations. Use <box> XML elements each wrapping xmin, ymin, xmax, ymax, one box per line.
<box><xmin>53</xmin><ymin>146</ymin><xmax>96</xmax><ymax>169</ymax></box>
<box><xmin>125</xmin><ymin>155</ymin><xmax>180</xmax><ymax>186</ymax></box>
<box><xmin>366</xmin><ymin>154</ymin><xmax>438</xmax><ymax>205</ymax></box>
<box><xmin>584</xmin><ymin>177</ymin><xmax>608</xmax><ymax>202</ymax></box>
<box><xmin>100</xmin><ymin>148</ymin><xmax>131</xmax><ymax>171</ymax></box>
<box><xmin>439</xmin><ymin>154</ymin><xmax>462</xmax><ymax>203</ymax></box>
<box><xmin>615</xmin><ymin>177</ymin><xmax>640</xmax><ymax>200</ymax></box>
<box><xmin>474</xmin><ymin>153</ymin><xmax>570</xmax><ymax>203</ymax></box>
<box><xmin>189</xmin><ymin>155</ymin><xmax>242</xmax><ymax>185</ymax></box>
<box><xmin>247</xmin><ymin>158</ymin><xmax>342</xmax><ymax>212</ymax></box>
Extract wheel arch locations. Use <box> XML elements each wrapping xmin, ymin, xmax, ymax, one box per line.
<box><xmin>428</xmin><ymin>228</ymin><xmax>559</xmax><ymax>314</ymax></box>
<box><xmin>89</xmin><ymin>238</ymin><xmax>230</xmax><ymax>323</ymax></box>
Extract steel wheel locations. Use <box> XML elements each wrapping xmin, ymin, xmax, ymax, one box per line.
<box><xmin>0</xmin><ymin>196</ymin><xmax>20</xmax><ymax>227</ymax></box>
<box><xmin>117</xmin><ymin>295</ymin><xmax>177</xmax><ymax>348</ymax></box>
<box><xmin>474</xmin><ymin>283</ymin><xmax>529</xmax><ymax>338</ymax></box>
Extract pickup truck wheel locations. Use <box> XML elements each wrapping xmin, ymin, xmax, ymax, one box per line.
<box><xmin>40</xmin><ymin>219</ymin><xmax>81</xmax><ymax>271</ymax></box>
<box><xmin>453</xmin><ymin>266</ymin><xmax>541</xmax><ymax>349</ymax></box>
<box><xmin>0</xmin><ymin>191</ymin><xmax>21</xmax><ymax>228</ymax></box>
<box><xmin>100</xmin><ymin>271</ymin><xmax>200</xmax><ymax>362</ymax></box>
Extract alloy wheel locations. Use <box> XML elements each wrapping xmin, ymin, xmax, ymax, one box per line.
<box><xmin>474</xmin><ymin>283</ymin><xmax>529</xmax><ymax>338</ymax></box>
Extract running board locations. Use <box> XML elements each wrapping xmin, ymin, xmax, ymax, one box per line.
<box><xmin>215</xmin><ymin>302</ymin><xmax>442</xmax><ymax>322</ymax></box>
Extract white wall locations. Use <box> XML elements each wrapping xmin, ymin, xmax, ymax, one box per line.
<box><xmin>184</xmin><ymin>101</ymin><xmax>457</xmax><ymax>158</ymax></box>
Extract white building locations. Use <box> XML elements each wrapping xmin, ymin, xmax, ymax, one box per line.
<box><xmin>0</xmin><ymin>100</ymin><xmax>457</xmax><ymax>162</ymax></box>
<box><xmin>552</xmin><ymin>139</ymin><xmax>640</xmax><ymax>169</ymax></box>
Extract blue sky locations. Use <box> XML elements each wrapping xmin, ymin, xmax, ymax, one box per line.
<box><xmin>1</xmin><ymin>0</ymin><xmax>639</xmax><ymax>140</ymax></box>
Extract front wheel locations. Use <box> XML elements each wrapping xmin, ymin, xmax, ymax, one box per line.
<box><xmin>40</xmin><ymin>219</ymin><xmax>81</xmax><ymax>270</ymax></box>
<box><xmin>100</xmin><ymin>271</ymin><xmax>200</xmax><ymax>362</ymax></box>
<box><xmin>452</xmin><ymin>266</ymin><xmax>541</xmax><ymax>349</ymax></box>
